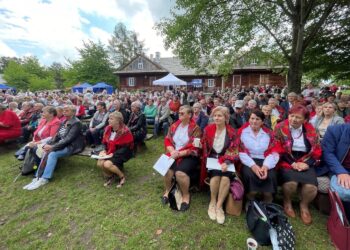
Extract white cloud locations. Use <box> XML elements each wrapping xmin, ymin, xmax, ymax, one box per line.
<box><xmin>128</xmin><ymin>0</ymin><xmax>173</xmax><ymax>58</ymax></box>
<box><xmin>0</xmin><ymin>41</ymin><xmax>17</xmax><ymax>57</ymax></box>
<box><xmin>89</xmin><ymin>27</ymin><xmax>111</xmax><ymax>45</ymax></box>
<box><xmin>0</xmin><ymin>0</ymin><xmax>173</xmax><ymax>65</ymax></box>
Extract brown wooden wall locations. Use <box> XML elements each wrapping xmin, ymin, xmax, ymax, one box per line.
<box><xmin>118</xmin><ymin>72</ymin><xmax>286</xmax><ymax>91</ymax></box>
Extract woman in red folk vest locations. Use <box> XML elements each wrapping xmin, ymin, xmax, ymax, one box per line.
<box><xmin>96</xmin><ymin>111</ymin><xmax>134</xmax><ymax>188</ymax></box>
<box><xmin>162</xmin><ymin>105</ymin><xmax>201</xmax><ymax>211</ymax></box>
<box><xmin>201</xmin><ymin>106</ymin><xmax>239</xmax><ymax>224</ymax></box>
<box><xmin>274</xmin><ymin>105</ymin><xmax>322</xmax><ymax>225</ymax></box>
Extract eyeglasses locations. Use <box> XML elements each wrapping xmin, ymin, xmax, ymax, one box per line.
<box><xmin>179</xmin><ymin>112</ymin><xmax>185</xmax><ymax>115</ymax></box>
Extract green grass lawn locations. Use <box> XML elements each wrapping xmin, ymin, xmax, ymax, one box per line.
<box><xmin>0</xmin><ymin>138</ymin><xmax>334</xmax><ymax>249</ymax></box>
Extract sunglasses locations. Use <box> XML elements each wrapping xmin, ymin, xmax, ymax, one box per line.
<box><xmin>179</xmin><ymin>112</ymin><xmax>186</xmax><ymax>115</ymax></box>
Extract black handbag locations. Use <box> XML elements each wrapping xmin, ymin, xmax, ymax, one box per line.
<box><xmin>246</xmin><ymin>201</ymin><xmax>295</xmax><ymax>249</ymax></box>
<box><xmin>168</xmin><ymin>182</ymin><xmax>182</xmax><ymax>211</ymax></box>
<box><xmin>21</xmin><ymin>149</ymin><xmax>37</xmax><ymax>175</ymax></box>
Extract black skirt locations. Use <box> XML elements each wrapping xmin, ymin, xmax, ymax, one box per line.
<box><xmin>209</xmin><ymin>169</ymin><xmax>235</xmax><ymax>180</ymax></box>
<box><xmin>241</xmin><ymin>159</ymin><xmax>278</xmax><ymax>193</ymax></box>
<box><xmin>278</xmin><ymin>167</ymin><xmax>318</xmax><ymax>186</ymax></box>
<box><xmin>170</xmin><ymin>156</ymin><xmax>199</xmax><ymax>180</ymax></box>
<box><xmin>110</xmin><ymin>146</ymin><xmax>133</xmax><ymax>169</ymax></box>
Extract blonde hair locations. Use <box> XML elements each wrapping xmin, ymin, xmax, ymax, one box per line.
<box><xmin>322</xmin><ymin>102</ymin><xmax>337</xmax><ymax>110</ymax></box>
<box><xmin>192</xmin><ymin>102</ymin><xmax>201</xmax><ymax>109</ymax></box>
<box><xmin>109</xmin><ymin>111</ymin><xmax>124</xmax><ymax>124</ymax></box>
<box><xmin>210</xmin><ymin>106</ymin><xmax>230</xmax><ymax>124</ymax></box>
<box><xmin>180</xmin><ymin>105</ymin><xmax>193</xmax><ymax>118</ymax></box>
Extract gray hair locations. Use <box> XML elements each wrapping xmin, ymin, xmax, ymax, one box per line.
<box><xmin>131</xmin><ymin>101</ymin><xmax>142</xmax><ymax>110</ymax></box>
<box><xmin>193</xmin><ymin>102</ymin><xmax>201</xmax><ymax>109</ymax></box>
<box><xmin>9</xmin><ymin>102</ymin><xmax>18</xmax><ymax>109</ymax></box>
<box><xmin>64</xmin><ymin>104</ymin><xmax>77</xmax><ymax>114</ymax></box>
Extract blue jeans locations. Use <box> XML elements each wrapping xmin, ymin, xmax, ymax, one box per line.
<box><xmin>36</xmin><ymin>147</ymin><xmax>70</xmax><ymax>179</ymax></box>
<box><xmin>154</xmin><ymin>120</ymin><xmax>169</xmax><ymax>136</ymax></box>
<box><xmin>146</xmin><ymin>118</ymin><xmax>155</xmax><ymax>127</ymax></box>
<box><xmin>330</xmin><ymin>175</ymin><xmax>350</xmax><ymax>202</ymax></box>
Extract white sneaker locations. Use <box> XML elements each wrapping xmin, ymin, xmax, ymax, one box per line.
<box><xmin>216</xmin><ymin>207</ymin><xmax>225</xmax><ymax>224</ymax></box>
<box><xmin>23</xmin><ymin>178</ymin><xmax>39</xmax><ymax>190</ymax></box>
<box><xmin>26</xmin><ymin>178</ymin><xmax>49</xmax><ymax>190</ymax></box>
<box><xmin>208</xmin><ymin>203</ymin><xmax>216</xmax><ymax>220</ymax></box>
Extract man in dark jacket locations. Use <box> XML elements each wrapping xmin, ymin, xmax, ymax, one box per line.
<box><xmin>23</xmin><ymin>105</ymin><xmax>85</xmax><ymax>190</ymax></box>
<box><xmin>229</xmin><ymin>100</ymin><xmax>249</xmax><ymax>129</ymax></box>
<box><xmin>320</xmin><ymin>123</ymin><xmax>350</xmax><ymax>217</ymax></box>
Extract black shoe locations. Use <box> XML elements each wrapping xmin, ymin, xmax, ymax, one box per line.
<box><xmin>161</xmin><ymin>196</ymin><xmax>169</xmax><ymax>205</ymax></box>
<box><xmin>180</xmin><ymin>202</ymin><xmax>190</xmax><ymax>211</ymax></box>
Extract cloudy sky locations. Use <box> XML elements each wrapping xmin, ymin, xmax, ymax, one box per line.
<box><xmin>0</xmin><ymin>0</ymin><xmax>175</xmax><ymax>65</ymax></box>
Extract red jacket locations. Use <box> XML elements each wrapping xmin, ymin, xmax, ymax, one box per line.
<box><xmin>0</xmin><ymin>110</ymin><xmax>21</xmax><ymax>142</ymax></box>
<box><xmin>169</xmin><ymin>100</ymin><xmax>181</xmax><ymax>113</ymax></box>
<box><xmin>200</xmin><ymin>124</ymin><xmax>239</xmax><ymax>188</ymax></box>
<box><xmin>76</xmin><ymin>105</ymin><xmax>85</xmax><ymax>118</ymax></box>
<box><xmin>102</xmin><ymin>125</ymin><xmax>134</xmax><ymax>155</ymax></box>
<box><xmin>33</xmin><ymin>117</ymin><xmax>61</xmax><ymax>142</ymax></box>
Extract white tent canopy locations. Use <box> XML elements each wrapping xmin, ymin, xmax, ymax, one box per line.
<box><xmin>153</xmin><ymin>73</ymin><xmax>187</xmax><ymax>86</ymax></box>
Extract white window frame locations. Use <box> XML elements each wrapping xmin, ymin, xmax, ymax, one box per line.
<box><xmin>232</xmin><ymin>75</ymin><xmax>241</xmax><ymax>86</ymax></box>
<box><xmin>137</xmin><ymin>62</ymin><xmax>143</xmax><ymax>69</ymax></box>
<box><xmin>208</xmin><ymin>79</ymin><xmax>215</xmax><ymax>88</ymax></box>
<box><xmin>128</xmin><ymin>77</ymin><xmax>135</xmax><ymax>87</ymax></box>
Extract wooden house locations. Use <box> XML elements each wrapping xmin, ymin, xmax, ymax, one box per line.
<box><xmin>115</xmin><ymin>53</ymin><xmax>286</xmax><ymax>91</ymax></box>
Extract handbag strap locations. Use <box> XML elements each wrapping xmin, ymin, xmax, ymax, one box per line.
<box><xmin>333</xmin><ymin>190</ymin><xmax>350</xmax><ymax>226</ymax></box>
<box><xmin>253</xmin><ymin>201</ymin><xmax>268</xmax><ymax>222</ymax></box>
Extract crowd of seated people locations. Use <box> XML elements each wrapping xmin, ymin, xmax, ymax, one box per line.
<box><xmin>0</xmin><ymin>83</ymin><xmax>349</xmax><ymax>228</ymax></box>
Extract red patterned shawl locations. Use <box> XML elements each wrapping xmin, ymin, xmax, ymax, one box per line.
<box><xmin>164</xmin><ymin>119</ymin><xmax>202</xmax><ymax>158</ymax></box>
<box><xmin>273</xmin><ymin>119</ymin><xmax>322</xmax><ymax>169</ymax></box>
<box><xmin>237</xmin><ymin>122</ymin><xmax>282</xmax><ymax>157</ymax></box>
<box><xmin>199</xmin><ymin>124</ymin><xmax>239</xmax><ymax>188</ymax></box>
<box><xmin>102</xmin><ymin>125</ymin><xmax>134</xmax><ymax>155</ymax></box>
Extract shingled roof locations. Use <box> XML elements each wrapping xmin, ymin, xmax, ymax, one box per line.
<box><xmin>115</xmin><ymin>54</ymin><xmax>284</xmax><ymax>76</ymax></box>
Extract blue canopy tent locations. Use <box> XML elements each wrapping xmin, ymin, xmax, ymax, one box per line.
<box><xmin>72</xmin><ymin>82</ymin><xmax>92</xmax><ymax>93</ymax></box>
<box><xmin>0</xmin><ymin>83</ymin><xmax>16</xmax><ymax>93</ymax></box>
<box><xmin>0</xmin><ymin>83</ymin><xmax>13</xmax><ymax>89</ymax></box>
<box><xmin>92</xmin><ymin>82</ymin><xmax>114</xmax><ymax>94</ymax></box>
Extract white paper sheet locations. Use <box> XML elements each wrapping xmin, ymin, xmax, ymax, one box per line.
<box><xmin>206</xmin><ymin>157</ymin><xmax>235</xmax><ymax>172</ymax></box>
<box><xmin>153</xmin><ymin>154</ymin><xmax>175</xmax><ymax>176</ymax></box>
<box><xmin>91</xmin><ymin>154</ymin><xmax>113</xmax><ymax>160</ymax></box>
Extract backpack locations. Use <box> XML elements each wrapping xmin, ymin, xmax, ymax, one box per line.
<box><xmin>21</xmin><ymin>149</ymin><xmax>37</xmax><ymax>175</ymax></box>
<box><xmin>246</xmin><ymin>201</ymin><xmax>295</xmax><ymax>249</ymax></box>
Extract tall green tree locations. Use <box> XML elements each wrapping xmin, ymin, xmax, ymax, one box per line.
<box><xmin>22</xmin><ymin>56</ymin><xmax>47</xmax><ymax>79</ymax></box>
<box><xmin>48</xmin><ymin>62</ymin><xmax>66</xmax><ymax>89</ymax></box>
<box><xmin>158</xmin><ymin>0</ymin><xmax>349</xmax><ymax>92</ymax></box>
<box><xmin>108</xmin><ymin>22</ymin><xmax>146</xmax><ymax>68</ymax></box>
<box><xmin>66</xmin><ymin>40</ymin><xmax>116</xmax><ymax>87</ymax></box>
<box><xmin>3</xmin><ymin>58</ymin><xmax>55</xmax><ymax>91</ymax></box>
<box><xmin>3</xmin><ymin>60</ymin><xmax>31</xmax><ymax>90</ymax></box>
<box><xmin>0</xmin><ymin>56</ymin><xmax>22</xmax><ymax>73</ymax></box>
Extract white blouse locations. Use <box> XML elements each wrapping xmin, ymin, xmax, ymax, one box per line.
<box><xmin>213</xmin><ymin>128</ymin><xmax>226</xmax><ymax>153</ymax></box>
<box><xmin>239</xmin><ymin>126</ymin><xmax>279</xmax><ymax>169</ymax></box>
<box><xmin>271</xmin><ymin>108</ymin><xmax>280</xmax><ymax>117</ymax></box>
<box><xmin>173</xmin><ymin>124</ymin><xmax>189</xmax><ymax>150</ymax></box>
<box><xmin>109</xmin><ymin>131</ymin><xmax>116</xmax><ymax>140</ymax></box>
<box><xmin>290</xmin><ymin>126</ymin><xmax>307</xmax><ymax>152</ymax></box>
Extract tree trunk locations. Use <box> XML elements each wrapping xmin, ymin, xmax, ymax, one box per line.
<box><xmin>287</xmin><ymin>56</ymin><xmax>303</xmax><ymax>93</ymax></box>
<box><xmin>288</xmin><ymin>0</ymin><xmax>305</xmax><ymax>94</ymax></box>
